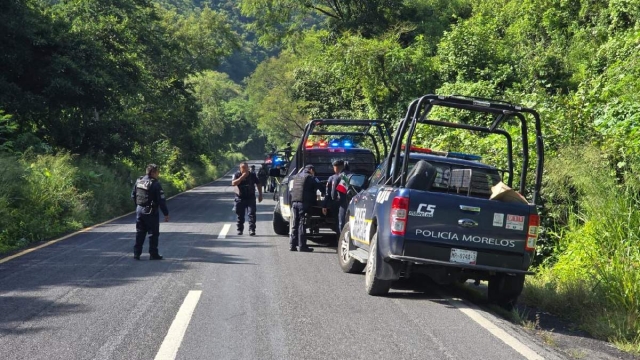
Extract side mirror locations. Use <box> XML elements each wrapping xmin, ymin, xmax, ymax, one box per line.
<box><xmin>269</xmin><ymin>168</ymin><xmax>284</xmax><ymax>177</ymax></box>
<box><xmin>348</xmin><ymin>174</ymin><xmax>367</xmax><ymax>189</ymax></box>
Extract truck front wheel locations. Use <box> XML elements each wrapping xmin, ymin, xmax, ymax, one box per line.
<box><xmin>338</xmin><ymin>226</ymin><xmax>365</xmax><ymax>274</ymax></box>
<box><xmin>365</xmin><ymin>231</ymin><xmax>392</xmax><ymax>296</ymax></box>
<box><xmin>272</xmin><ymin>204</ymin><xmax>289</xmax><ymax>236</ymax></box>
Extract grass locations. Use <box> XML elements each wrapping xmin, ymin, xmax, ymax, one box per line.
<box><xmin>520</xmin><ymin>146</ymin><xmax>640</xmax><ymax>355</ymax></box>
<box><xmin>567</xmin><ymin>348</ymin><xmax>587</xmax><ymax>359</ymax></box>
<box><xmin>0</xmin><ymin>151</ymin><xmax>237</xmax><ymax>255</ymax></box>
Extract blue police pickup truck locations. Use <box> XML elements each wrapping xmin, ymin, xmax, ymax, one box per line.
<box><xmin>337</xmin><ymin>95</ymin><xmax>544</xmax><ymax>308</ymax></box>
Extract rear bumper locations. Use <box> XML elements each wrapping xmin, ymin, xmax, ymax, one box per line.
<box><xmin>388</xmin><ymin>255</ymin><xmax>534</xmax><ymax>275</ymax></box>
<box><xmin>394</xmin><ymin>240</ymin><xmax>534</xmax><ymax>275</ymax></box>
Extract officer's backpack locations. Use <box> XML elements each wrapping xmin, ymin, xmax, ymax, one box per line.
<box><xmin>135</xmin><ymin>177</ymin><xmax>156</xmax><ymax>207</ymax></box>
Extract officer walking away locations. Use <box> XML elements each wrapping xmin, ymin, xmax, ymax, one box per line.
<box><xmin>257</xmin><ymin>165</ymin><xmax>268</xmax><ymax>189</ymax></box>
<box><xmin>131</xmin><ymin>164</ymin><xmax>169</xmax><ymax>260</ymax></box>
<box><xmin>323</xmin><ymin>160</ymin><xmax>350</xmax><ymax>233</ymax></box>
<box><xmin>231</xmin><ymin>162</ymin><xmax>263</xmax><ymax>236</ymax></box>
<box><xmin>290</xmin><ymin>164</ymin><xmax>323</xmax><ymax>252</ymax></box>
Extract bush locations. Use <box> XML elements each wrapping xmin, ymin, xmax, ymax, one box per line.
<box><xmin>0</xmin><ymin>151</ymin><xmax>238</xmax><ymax>255</ymax></box>
<box><xmin>522</xmin><ymin>145</ymin><xmax>640</xmax><ymax>353</ymax></box>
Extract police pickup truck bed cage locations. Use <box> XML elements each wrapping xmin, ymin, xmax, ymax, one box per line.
<box><xmin>387</xmin><ymin>95</ymin><xmax>544</xmax><ymax>205</ymax></box>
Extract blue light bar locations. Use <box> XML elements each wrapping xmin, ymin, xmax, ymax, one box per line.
<box><xmin>274</xmin><ymin>157</ymin><xmax>283</xmax><ymax>163</ymax></box>
<box><xmin>447</xmin><ymin>152</ymin><xmax>482</xmax><ymax>161</ymax></box>
<box><xmin>343</xmin><ymin>140</ymin><xmax>352</xmax><ymax>147</ymax></box>
<box><xmin>330</xmin><ymin>141</ymin><xmax>340</xmax><ymax>147</ymax></box>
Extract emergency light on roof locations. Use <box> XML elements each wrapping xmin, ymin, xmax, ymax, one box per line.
<box><xmin>343</xmin><ymin>140</ymin><xmax>353</xmax><ymax>147</ymax></box>
<box><xmin>318</xmin><ymin>140</ymin><xmax>328</xmax><ymax>148</ymax></box>
<box><xmin>447</xmin><ymin>152</ymin><xmax>482</xmax><ymax>161</ymax></box>
<box><xmin>305</xmin><ymin>140</ymin><xmax>314</xmax><ymax>148</ymax></box>
<box><xmin>330</xmin><ymin>140</ymin><xmax>340</xmax><ymax>147</ymax></box>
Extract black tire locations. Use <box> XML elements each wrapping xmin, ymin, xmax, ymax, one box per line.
<box><xmin>272</xmin><ymin>205</ymin><xmax>289</xmax><ymax>236</ymax></box>
<box><xmin>338</xmin><ymin>226</ymin><xmax>366</xmax><ymax>274</ymax></box>
<box><xmin>365</xmin><ymin>231</ymin><xmax>392</xmax><ymax>296</ymax></box>
<box><xmin>488</xmin><ymin>273</ymin><xmax>525</xmax><ymax>310</ymax></box>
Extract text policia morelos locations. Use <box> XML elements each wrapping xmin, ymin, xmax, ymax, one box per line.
<box><xmin>415</xmin><ymin>229</ymin><xmax>516</xmax><ymax>248</ymax></box>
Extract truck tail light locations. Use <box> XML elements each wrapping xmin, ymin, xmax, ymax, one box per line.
<box><xmin>526</xmin><ymin>214</ymin><xmax>540</xmax><ymax>251</ymax></box>
<box><xmin>390</xmin><ymin>196</ymin><xmax>409</xmax><ymax>236</ymax></box>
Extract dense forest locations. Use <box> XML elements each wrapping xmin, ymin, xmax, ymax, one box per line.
<box><xmin>1</xmin><ymin>0</ymin><xmax>640</xmax><ymax>353</ymax></box>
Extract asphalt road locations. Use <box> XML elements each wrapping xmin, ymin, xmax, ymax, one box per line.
<box><xmin>0</xmin><ymin>165</ymin><xmax>571</xmax><ymax>360</ymax></box>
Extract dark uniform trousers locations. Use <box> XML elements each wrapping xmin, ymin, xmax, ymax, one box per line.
<box><xmin>290</xmin><ymin>202</ymin><xmax>308</xmax><ymax>248</ymax></box>
<box><xmin>135</xmin><ymin>207</ymin><xmax>160</xmax><ymax>256</ymax></box>
<box><xmin>327</xmin><ymin>173</ymin><xmax>349</xmax><ymax>234</ymax></box>
<box><xmin>337</xmin><ymin>205</ymin><xmax>347</xmax><ymax>233</ymax></box>
<box><xmin>235</xmin><ymin>197</ymin><xmax>257</xmax><ymax>232</ymax></box>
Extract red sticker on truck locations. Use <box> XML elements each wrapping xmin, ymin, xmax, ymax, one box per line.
<box><xmin>505</xmin><ymin>215</ymin><xmax>525</xmax><ymax>230</ymax></box>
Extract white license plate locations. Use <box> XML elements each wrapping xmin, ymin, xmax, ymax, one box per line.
<box><xmin>450</xmin><ymin>248</ymin><xmax>477</xmax><ymax>265</ymax></box>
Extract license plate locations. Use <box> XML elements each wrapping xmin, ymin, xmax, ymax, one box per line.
<box><xmin>450</xmin><ymin>248</ymin><xmax>477</xmax><ymax>265</ymax></box>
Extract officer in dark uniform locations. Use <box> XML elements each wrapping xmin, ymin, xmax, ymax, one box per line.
<box><xmin>231</xmin><ymin>162</ymin><xmax>263</xmax><ymax>236</ymax></box>
<box><xmin>131</xmin><ymin>164</ymin><xmax>169</xmax><ymax>260</ymax></box>
<box><xmin>323</xmin><ymin>159</ymin><xmax>350</xmax><ymax>233</ymax></box>
<box><xmin>283</xmin><ymin>142</ymin><xmax>293</xmax><ymax>162</ymax></box>
<box><xmin>289</xmin><ymin>164</ymin><xmax>323</xmax><ymax>252</ymax></box>
<box><xmin>257</xmin><ymin>165</ymin><xmax>268</xmax><ymax>189</ymax></box>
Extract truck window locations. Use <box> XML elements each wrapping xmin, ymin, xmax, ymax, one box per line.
<box><xmin>369</xmin><ymin>158</ymin><xmax>388</xmax><ymax>185</ymax></box>
<box><xmin>306</xmin><ymin>152</ymin><xmax>377</xmax><ymax>176</ymax></box>
<box><xmin>407</xmin><ymin>160</ymin><xmax>502</xmax><ymax>198</ymax></box>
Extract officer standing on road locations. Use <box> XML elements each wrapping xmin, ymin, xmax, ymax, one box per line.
<box><xmin>231</xmin><ymin>162</ymin><xmax>263</xmax><ymax>236</ymax></box>
<box><xmin>290</xmin><ymin>164</ymin><xmax>323</xmax><ymax>252</ymax></box>
<box><xmin>323</xmin><ymin>160</ymin><xmax>350</xmax><ymax>233</ymax></box>
<box><xmin>131</xmin><ymin>164</ymin><xmax>169</xmax><ymax>260</ymax></box>
<box><xmin>257</xmin><ymin>165</ymin><xmax>268</xmax><ymax>189</ymax></box>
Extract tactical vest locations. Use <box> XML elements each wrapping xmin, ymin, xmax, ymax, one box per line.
<box><xmin>135</xmin><ymin>177</ymin><xmax>156</xmax><ymax>207</ymax></box>
<box><xmin>236</xmin><ymin>173</ymin><xmax>255</xmax><ymax>199</ymax></box>
<box><xmin>290</xmin><ymin>172</ymin><xmax>311</xmax><ymax>202</ymax></box>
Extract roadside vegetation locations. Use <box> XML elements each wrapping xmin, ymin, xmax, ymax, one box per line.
<box><xmin>2</xmin><ymin>0</ymin><xmax>640</xmax><ymax>353</ymax></box>
<box><xmin>0</xmin><ymin>1</ymin><xmax>262</xmax><ymax>253</ymax></box>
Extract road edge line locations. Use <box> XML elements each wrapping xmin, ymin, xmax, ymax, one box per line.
<box><xmin>0</xmin><ymin>168</ymin><xmax>237</xmax><ymax>264</ymax></box>
<box><xmin>447</xmin><ymin>297</ymin><xmax>545</xmax><ymax>360</ymax></box>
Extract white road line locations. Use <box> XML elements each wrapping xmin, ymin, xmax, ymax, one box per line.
<box><xmin>154</xmin><ymin>290</ymin><xmax>202</xmax><ymax>360</ymax></box>
<box><xmin>448</xmin><ymin>298</ymin><xmax>544</xmax><ymax>360</ymax></box>
<box><xmin>218</xmin><ymin>224</ymin><xmax>231</xmax><ymax>239</ymax></box>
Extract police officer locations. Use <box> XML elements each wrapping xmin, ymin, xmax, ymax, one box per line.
<box><xmin>283</xmin><ymin>142</ymin><xmax>293</xmax><ymax>162</ymax></box>
<box><xmin>289</xmin><ymin>164</ymin><xmax>323</xmax><ymax>252</ymax></box>
<box><xmin>131</xmin><ymin>164</ymin><xmax>169</xmax><ymax>260</ymax></box>
<box><xmin>323</xmin><ymin>159</ymin><xmax>350</xmax><ymax>233</ymax></box>
<box><xmin>231</xmin><ymin>162</ymin><xmax>263</xmax><ymax>236</ymax></box>
<box><xmin>257</xmin><ymin>165</ymin><xmax>268</xmax><ymax>189</ymax></box>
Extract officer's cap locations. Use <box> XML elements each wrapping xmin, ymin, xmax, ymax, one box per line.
<box><xmin>304</xmin><ymin>164</ymin><xmax>315</xmax><ymax>170</ymax></box>
<box><xmin>332</xmin><ymin>159</ymin><xmax>345</xmax><ymax>166</ymax></box>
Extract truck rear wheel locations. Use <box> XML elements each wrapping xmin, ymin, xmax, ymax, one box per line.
<box><xmin>272</xmin><ymin>205</ymin><xmax>289</xmax><ymax>236</ymax></box>
<box><xmin>338</xmin><ymin>226</ymin><xmax>365</xmax><ymax>274</ymax></box>
<box><xmin>488</xmin><ymin>273</ymin><xmax>525</xmax><ymax>310</ymax></box>
<box><xmin>365</xmin><ymin>231</ymin><xmax>392</xmax><ymax>296</ymax></box>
